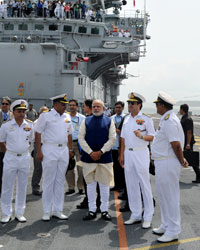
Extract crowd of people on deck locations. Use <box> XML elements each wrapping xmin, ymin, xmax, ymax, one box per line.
<box><xmin>0</xmin><ymin>0</ymin><xmax>103</xmax><ymax>20</ymax></box>
<box><xmin>0</xmin><ymin>91</ymin><xmax>199</xmax><ymax>244</ymax></box>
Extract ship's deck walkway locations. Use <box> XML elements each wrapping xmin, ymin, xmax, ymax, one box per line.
<box><xmin>0</xmin><ymin>136</ymin><xmax>200</xmax><ymax>250</ymax></box>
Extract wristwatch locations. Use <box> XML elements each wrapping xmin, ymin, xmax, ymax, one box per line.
<box><xmin>140</xmin><ymin>135</ymin><xmax>144</xmax><ymax>140</ymax></box>
<box><xmin>186</xmin><ymin>144</ymin><xmax>190</xmax><ymax>146</ymax></box>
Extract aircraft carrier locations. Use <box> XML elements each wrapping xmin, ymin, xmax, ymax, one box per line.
<box><xmin>0</xmin><ymin>0</ymin><xmax>149</xmax><ymax>110</ymax></box>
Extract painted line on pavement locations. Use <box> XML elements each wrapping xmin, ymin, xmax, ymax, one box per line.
<box><xmin>131</xmin><ymin>236</ymin><xmax>200</xmax><ymax>250</ymax></box>
<box><xmin>114</xmin><ymin>191</ymin><xmax>129</xmax><ymax>250</ymax></box>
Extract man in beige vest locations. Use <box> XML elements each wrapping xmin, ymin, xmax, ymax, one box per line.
<box><xmin>0</xmin><ymin>96</ymin><xmax>13</xmax><ymax>196</ymax></box>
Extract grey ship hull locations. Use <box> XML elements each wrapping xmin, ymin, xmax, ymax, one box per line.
<box><xmin>0</xmin><ymin>5</ymin><xmax>147</xmax><ymax>110</ymax></box>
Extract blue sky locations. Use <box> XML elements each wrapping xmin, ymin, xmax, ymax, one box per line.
<box><xmin>118</xmin><ymin>0</ymin><xmax>200</xmax><ymax>105</ymax></box>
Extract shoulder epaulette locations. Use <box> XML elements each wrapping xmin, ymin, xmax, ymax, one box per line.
<box><xmin>25</xmin><ymin>118</ymin><xmax>33</xmax><ymax>123</ymax></box>
<box><xmin>65</xmin><ymin>111</ymin><xmax>70</xmax><ymax>114</ymax></box>
<box><xmin>164</xmin><ymin>114</ymin><xmax>170</xmax><ymax>120</ymax></box>
<box><xmin>142</xmin><ymin>113</ymin><xmax>151</xmax><ymax>118</ymax></box>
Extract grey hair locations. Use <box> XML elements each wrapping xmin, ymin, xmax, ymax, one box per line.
<box><xmin>92</xmin><ymin>99</ymin><xmax>105</xmax><ymax>108</ymax></box>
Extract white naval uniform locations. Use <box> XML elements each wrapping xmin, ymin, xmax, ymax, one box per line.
<box><xmin>34</xmin><ymin>109</ymin><xmax>73</xmax><ymax>214</ymax></box>
<box><xmin>151</xmin><ymin>110</ymin><xmax>184</xmax><ymax>238</ymax></box>
<box><xmin>121</xmin><ymin>112</ymin><xmax>155</xmax><ymax>221</ymax></box>
<box><xmin>0</xmin><ymin>118</ymin><xmax>33</xmax><ymax>216</ymax></box>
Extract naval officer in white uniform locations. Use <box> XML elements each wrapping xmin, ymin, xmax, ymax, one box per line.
<box><xmin>35</xmin><ymin>94</ymin><xmax>73</xmax><ymax>221</ymax></box>
<box><xmin>151</xmin><ymin>91</ymin><xmax>188</xmax><ymax>243</ymax></box>
<box><xmin>119</xmin><ymin>92</ymin><xmax>155</xmax><ymax>229</ymax></box>
<box><xmin>0</xmin><ymin>100</ymin><xmax>34</xmax><ymax>223</ymax></box>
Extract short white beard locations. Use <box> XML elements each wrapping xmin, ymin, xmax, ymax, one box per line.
<box><xmin>92</xmin><ymin>110</ymin><xmax>104</xmax><ymax>116</ymax></box>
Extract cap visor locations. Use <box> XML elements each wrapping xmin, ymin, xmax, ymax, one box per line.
<box><xmin>127</xmin><ymin>99</ymin><xmax>139</xmax><ymax>102</ymax></box>
<box><xmin>153</xmin><ymin>99</ymin><xmax>159</xmax><ymax>103</ymax></box>
<box><xmin>60</xmin><ymin>101</ymin><xmax>68</xmax><ymax>104</ymax></box>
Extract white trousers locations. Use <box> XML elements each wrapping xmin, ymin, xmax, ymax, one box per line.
<box><xmin>1</xmin><ymin>152</ymin><xmax>30</xmax><ymax>216</ymax></box>
<box><xmin>42</xmin><ymin>145</ymin><xmax>69</xmax><ymax>214</ymax></box>
<box><xmin>124</xmin><ymin>149</ymin><xmax>154</xmax><ymax>221</ymax></box>
<box><xmin>87</xmin><ymin>181</ymin><xmax>110</xmax><ymax>213</ymax></box>
<box><xmin>155</xmin><ymin>158</ymin><xmax>181</xmax><ymax>237</ymax></box>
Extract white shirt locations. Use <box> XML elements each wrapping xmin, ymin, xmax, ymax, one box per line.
<box><xmin>121</xmin><ymin>112</ymin><xmax>155</xmax><ymax>148</ymax></box>
<box><xmin>70</xmin><ymin>112</ymin><xmax>85</xmax><ymax>141</ymax></box>
<box><xmin>151</xmin><ymin>110</ymin><xmax>184</xmax><ymax>159</ymax></box>
<box><xmin>0</xmin><ymin>118</ymin><xmax>34</xmax><ymax>153</ymax></box>
<box><xmin>34</xmin><ymin>108</ymin><xmax>73</xmax><ymax>144</ymax></box>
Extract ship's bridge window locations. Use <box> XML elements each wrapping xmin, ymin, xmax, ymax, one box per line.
<box><xmin>18</xmin><ymin>24</ymin><xmax>28</xmax><ymax>30</ymax></box>
<box><xmin>91</xmin><ymin>27</ymin><xmax>99</xmax><ymax>35</ymax></box>
<box><xmin>35</xmin><ymin>24</ymin><xmax>44</xmax><ymax>31</ymax></box>
<box><xmin>4</xmin><ymin>23</ymin><xmax>14</xmax><ymax>30</ymax></box>
<box><xmin>49</xmin><ymin>24</ymin><xmax>58</xmax><ymax>31</ymax></box>
<box><xmin>63</xmin><ymin>25</ymin><xmax>72</xmax><ymax>32</ymax></box>
<box><xmin>78</xmin><ymin>26</ymin><xmax>87</xmax><ymax>34</ymax></box>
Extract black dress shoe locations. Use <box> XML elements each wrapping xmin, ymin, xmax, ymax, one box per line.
<box><xmin>65</xmin><ymin>189</ymin><xmax>75</xmax><ymax>195</ymax></box>
<box><xmin>83</xmin><ymin>211</ymin><xmax>96</xmax><ymax>221</ymax></box>
<box><xmin>32</xmin><ymin>190</ymin><xmax>42</xmax><ymax>196</ymax></box>
<box><xmin>192</xmin><ymin>180</ymin><xmax>200</xmax><ymax>183</ymax></box>
<box><xmin>78</xmin><ymin>189</ymin><xmax>84</xmax><ymax>195</ymax></box>
<box><xmin>101</xmin><ymin>211</ymin><xmax>112</xmax><ymax>221</ymax></box>
<box><xmin>76</xmin><ymin>201</ymin><xmax>88</xmax><ymax>209</ymax></box>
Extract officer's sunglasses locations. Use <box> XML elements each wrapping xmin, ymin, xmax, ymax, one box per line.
<box><xmin>1</xmin><ymin>103</ymin><xmax>9</xmax><ymax>105</ymax></box>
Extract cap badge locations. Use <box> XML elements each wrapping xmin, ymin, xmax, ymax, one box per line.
<box><xmin>130</xmin><ymin>93</ymin><xmax>135</xmax><ymax>99</ymax></box>
<box><xmin>63</xmin><ymin>95</ymin><xmax>67</xmax><ymax>100</ymax></box>
<box><xmin>20</xmin><ymin>101</ymin><xmax>26</xmax><ymax>108</ymax></box>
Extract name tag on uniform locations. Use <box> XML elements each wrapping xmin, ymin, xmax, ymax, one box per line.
<box><xmin>9</xmin><ymin>126</ymin><xmax>14</xmax><ymax>131</ymax></box>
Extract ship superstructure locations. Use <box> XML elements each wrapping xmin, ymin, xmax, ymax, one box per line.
<box><xmin>0</xmin><ymin>0</ymin><xmax>150</xmax><ymax>110</ymax></box>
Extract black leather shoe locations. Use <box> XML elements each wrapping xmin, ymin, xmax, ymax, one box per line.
<box><xmin>78</xmin><ymin>189</ymin><xmax>84</xmax><ymax>195</ymax></box>
<box><xmin>32</xmin><ymin>190</ymin><xmax>42</xmax><ymax>196</ymax></box>
<box><xmin>101</xmin><ymin>211</ymin><xmax>112</xmax><ymax>221</ymax></box>
<box><xmin>83</xmin><ymin>211</ymin><xmax>96</xmax><ymax>221</ymax></box>
<box><xmin>192</xmin><ymin>180</ymin><xmax>200</xmax><ymax>183</ymax></box>
<box><xmin>65</xmin><ymin>189</ymin><xmax>75</xmax><ymax>195</ymax></box>
<box><xmin>76</xmin><ymin>201</ymin><xmax>88</xmax><ymax>209</ymax></box>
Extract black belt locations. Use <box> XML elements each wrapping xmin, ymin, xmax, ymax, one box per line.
<box><xmin>73</xmin><ymin>139</ymin><xmax>78</xmax><ymax>142</ymax></box>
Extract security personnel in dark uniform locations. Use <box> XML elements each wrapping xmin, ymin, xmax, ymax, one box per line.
<box><xmin>180</xmin><ymin>104</ymin><xmax>200</xmax><ymax>183</ymax></box>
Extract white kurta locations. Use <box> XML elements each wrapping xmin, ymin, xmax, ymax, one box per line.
<box><xmin>78</xmin><ymin>116</ymin><xmax>116</xmax><ymax>212</ymax></box>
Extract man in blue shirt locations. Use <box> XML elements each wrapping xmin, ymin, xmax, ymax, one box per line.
<box><xmin>111</xmin><ymin>101</ymin><xmax>125</xmax><ymax>191</ymax></box>
<box><xmin>65</xmin><ymin>99</ymin><xmax>85</xmax><ymax>195</ymax></box>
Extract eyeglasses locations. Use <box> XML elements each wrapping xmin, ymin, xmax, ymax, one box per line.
<box><xmin>1</xmin><ymin>103</ymin><xmax>9</xmax><ymax>106</ymax></box>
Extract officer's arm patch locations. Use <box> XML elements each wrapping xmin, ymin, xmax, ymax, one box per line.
<box><xmin>142</xmin><ymin>113</ymin><xmax>151</xmax><ymax>118</ymax></box>
<box><xmin>164</xmin><ymin>114</ymin><xmax>170</xmax><ymax>120</ymax></box>
<box><xmin>25</xmin><ymin>118</ymin><xmax>33</xmax><ymax>123</ymax></box>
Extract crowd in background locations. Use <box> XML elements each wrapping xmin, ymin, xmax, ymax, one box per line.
<box><xmin>0</xmin><ymin>0</ymin><xmax>103</xmax><ymax>21</ymax></box>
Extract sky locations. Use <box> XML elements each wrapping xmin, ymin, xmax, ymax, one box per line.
<box><xmin>118</xmin><ymin>0</ymin><xmax>200</xmax><ymax>107</ymax></box>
